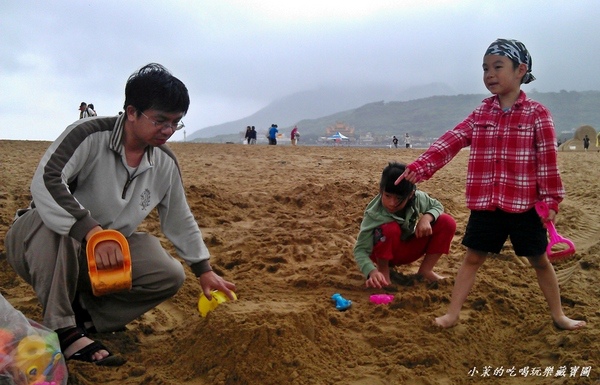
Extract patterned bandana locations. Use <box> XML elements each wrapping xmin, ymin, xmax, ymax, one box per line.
<box><xmin>484</xmin><ymin>38</ymin><xmax>536</xmax><ymax>84</ymax></box>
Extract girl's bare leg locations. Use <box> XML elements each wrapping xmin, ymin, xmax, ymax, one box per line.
<box><xmin>527</xmin><ymin>254</ymin><xmax>586</xmax><ymax>330</ymax></box>
<box><xmin>435</xmin><ymin>248</ymin><xmax>487</xmax><ymax>328</ymax></box>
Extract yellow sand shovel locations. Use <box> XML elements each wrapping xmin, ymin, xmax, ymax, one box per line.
<box><xmin>198</xmin><ymin>290</ymin><xmax>237</xmax><ymax>317</ymax></box>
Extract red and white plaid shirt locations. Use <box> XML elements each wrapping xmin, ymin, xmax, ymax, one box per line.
<box><xmin>408</xmin><ymin>91</ymin><xmax>564</xmax><ymax>213</ymax></box>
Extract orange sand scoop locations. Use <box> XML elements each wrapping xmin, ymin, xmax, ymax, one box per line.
<box><xmin>86</xmin><ymin>229</ymin><xmax>132</xmax><ymax>296</ymax></box>
<box><xmin>198</xmin><ymin>290</ymin><xmax>237</xmax><ymax>317</ymax></box>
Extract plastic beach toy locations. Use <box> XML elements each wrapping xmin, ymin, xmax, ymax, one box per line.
<box><xmin>86</xmin><ymin>229</ymin><xmax>132</xmax><ymax>296</ymax></box>
<box><xmin>331</xmin><ymin>293</ymin><xmax>352</xmax><ymax>311</ymax></box>
<box><xmin>198</xmin><ymin>290</ymin><xmax>237</xmax><ymax>317</ymax></box>
<box><xmin>535</xmin><ymin>201</ymin><xmax>576</xmax><ymax>261</ymax></box>
<box><xmin>369</xmin><ymin>294</ymin><xmax>394</xmax><ymax>305</ymax></box>
<box><xmin>14</xmin><ymin>335</ymin><xmax>52</xmax><ymax>384</ymax></box>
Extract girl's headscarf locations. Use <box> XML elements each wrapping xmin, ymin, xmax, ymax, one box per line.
<box><xmin>484</xmin><ymin>38</ymin><xmax>536</xmax><ymax>84</ymax></box>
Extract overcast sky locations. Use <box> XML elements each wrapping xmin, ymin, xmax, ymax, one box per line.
<box><xmin>2</xmin><ymin>0</ymin><xmax>600</xmax><ymax>141</ymax></box>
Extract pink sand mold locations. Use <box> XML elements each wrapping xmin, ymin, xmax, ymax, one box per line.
<box><xmin>534</xmin><ymin>201</ymin><xmax>576</xmax><ymax>261</ymax></box>
<box><xmin>369</xmin><ymin>294</ymin><xmax>394</xmax><ymax>305</ymax></box>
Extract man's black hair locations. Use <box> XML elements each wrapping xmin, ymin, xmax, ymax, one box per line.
<box><xmin>380</xmin><ymin>162</ymin><xmax>415</xmax><ymax>197</ymax></box>
<box><xmin>124</xmin><ymin>63</ymin><xmax>190</xmax><ymax>115</ymax></box>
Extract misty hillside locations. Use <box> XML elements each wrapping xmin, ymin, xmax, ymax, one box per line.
<box><xmin>187</xmin><ymin>83</ymin><xmax>456</xmax><ymax>140</ymax></box>
<box><xmin>189</xmin><ymin>89</ymin><xmax>600</xmax><ymax>144</ymax></box>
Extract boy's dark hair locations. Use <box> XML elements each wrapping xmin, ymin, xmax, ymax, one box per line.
<box><xmin>124</xmin><ymin>63</ymin><xmax>190</xmax><ymax>115</ymax></box>
<box><xmin>380</xmin><ymin>162</ymin><xmax>415</xmax><ymax>197</ymax></box>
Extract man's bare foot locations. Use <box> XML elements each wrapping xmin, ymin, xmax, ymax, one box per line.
<box><xmin>553</xmin><ymin>315</ymin><xmax>586</xmax><ymax>330</ymax></box>
<box><xmin>418</xmin><ymin>270</ymin><xmax>446</xmax><ymax>282</ymax></box>
<box><xmin>434</xmin><ymin>313</ymin><xmax>459</xmax><ymax>328</ymax></box>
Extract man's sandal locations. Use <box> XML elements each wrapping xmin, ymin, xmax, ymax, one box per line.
<box><xmin>57</xmin><ymin>326</ymin><xmax>126</xmax><ymax>366</ymax></box>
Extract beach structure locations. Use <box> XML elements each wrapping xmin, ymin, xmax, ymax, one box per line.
<box><xmin>325</xmin><ymin>121</ymin><xmax>355</xmax><ymax>136</ymax></box>
<box><xmin>559</xmin><ymin>125</ymin><xmax>597</xmax><ymax>151</ymax></box>
<box><xmin>326</xmin><ymin>132</ymin><xmax>350</xmax><ymax>142</ymax></box>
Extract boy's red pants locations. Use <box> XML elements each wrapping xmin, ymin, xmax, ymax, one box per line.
<box><xmin>370</xmin><ymin>213</ymin><xmax>456</xmax><ymax>265</ymax></box>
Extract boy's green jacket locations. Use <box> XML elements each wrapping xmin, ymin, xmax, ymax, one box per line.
<box><xmin>353</xmin><ymin>190</ymin><xmax>444</xmax><ymax>278</ymax></box>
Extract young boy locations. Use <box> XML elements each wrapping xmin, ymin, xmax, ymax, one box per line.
<box><xmin>354</xmin><ymin>162</ymin><xmax>456</xmax><ymax>288</ymax></box>
<box><xmin>396</xmin><ymin>39</ymin><xmax>586</xmax><ymax>330</ymax></box>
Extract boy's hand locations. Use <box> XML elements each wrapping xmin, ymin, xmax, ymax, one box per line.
<box><xmin>366</xmin><ymin>270</ymin><xmax>390</xmax><ymax>289</ymax></box>
<box><xmin>394</xmin><ymin>168</ymin><xmax>420</xmax><ymax>185</ymax></box>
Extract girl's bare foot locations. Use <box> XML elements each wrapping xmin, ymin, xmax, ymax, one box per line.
<box><xmin>553</xmin><ymin>315</ymin><xmax>586</xmax><ymax>330</ymax></box>
<box><xmin>434</xmin><ymin>313</ymin><xmax>459</xmax><ymax>328</ymax></box>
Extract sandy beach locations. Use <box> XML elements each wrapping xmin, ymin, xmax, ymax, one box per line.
<box><xmin>0</xmin><ymin>140</ymin><xmax>598</xmax><ymax>385</ymax></box>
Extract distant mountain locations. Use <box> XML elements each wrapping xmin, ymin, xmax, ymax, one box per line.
<box><xmin>187</xmin><ymin>83</ymin><xmax>455</xmax><ymax>140</ymax></box>
<box><xmin>293</xmin><ymin>90</ymin><xmax>600</xmax><ymax>143</ymax></box>
<box><xmin>188</xmin><ymin>89</ymin><xmax>600</xmax><ymax>145</ymax></box>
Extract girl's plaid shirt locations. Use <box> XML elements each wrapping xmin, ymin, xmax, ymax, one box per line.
<box><xmin>409</xmin><ymin>91</ymin><xmax>564</xmax><ymax>214</ymax></box>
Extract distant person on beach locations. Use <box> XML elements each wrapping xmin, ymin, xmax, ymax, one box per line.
<box><xmin>244</xmin><ymin>125</ymin><xmax>251</xmax><ymax>144</ymax></box>
<box><xmin>353</xmin><ymin>162</ymin><xmax>456</xmax><ymax>287</ymax></box>
<box><xmin>79</xmin><ymin>102</ymin><xmax>94</xmax><ymax>119</ymax></box>
<box><xmin>88</xmin><ymin>103</ymin><xmax>97</xmax><ymax>116</ymax></box>
<box><xmin>291</xmin><ymin>126</ymin><xmax>299</xmax><ymax>146</ymax></box>
<box><xmin>404</xmin><ymin>133</ymin><xmax>410</xmax><ymax>148</ymax></box>
<box><xmin>583</xmin><ymin>135</ymin><xmax>590</xmax><ymax>151</ymax></box>
<box><xmin>5</xmin><ymin>63</ymin><xmax>236</xmax><ymax>366</ymax></box>
<box><xmin>392</xmin><ymin>136</ymin><xmax>399</xmax><ymax>148</ymax></box>
<box><xmin>249</xmin><ymin>126</ymin><xmax>257</xmax><ymax>144</ymax></box>
<box><xmin>268</xmin><ymin>124</ymin><xmax>278</xmax><ymax>145</ymax></box>
<box><xmin>395</xmin><ymin>38</ymin><xmax>585</xmax><ymax>331</ymax></box>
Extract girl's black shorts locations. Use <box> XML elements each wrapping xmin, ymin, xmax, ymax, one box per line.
<box><xmin>462</xmin><ymin>208</ymin><xmax>547</xmax><ymax>257</ymax></box>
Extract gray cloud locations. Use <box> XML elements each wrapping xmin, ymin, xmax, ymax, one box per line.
<box><xmin>1</xmin><ymin>0</ymin><xmax>599</xmax><ymax>141</ymax></box>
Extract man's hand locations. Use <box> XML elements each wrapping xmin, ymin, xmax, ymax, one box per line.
<box><xmin>86</xmin><ymin>226</ymin><xmax>124</xmax><ymax>270</ymax></box>
<box><xmin>93</xmin><ymin>240</ymin><xmax>124</xmax><ymax>270</ymax></box>
<box><xmin>199</xmin><ymin>271</ymin><xmax>237</xmax><ymax>300</ymax></box>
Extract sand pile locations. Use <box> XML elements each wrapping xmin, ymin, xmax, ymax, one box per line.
<box><xmin>0</xmin><ymin>141</ymin><xmax>598</xmax><ymax>385</ymax></box>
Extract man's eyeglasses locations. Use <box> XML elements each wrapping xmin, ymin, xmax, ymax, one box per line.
<box><xmin>140</xmin><ymin>111</ymin><xmax>185</xmax><ymax>131</ymax></box>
